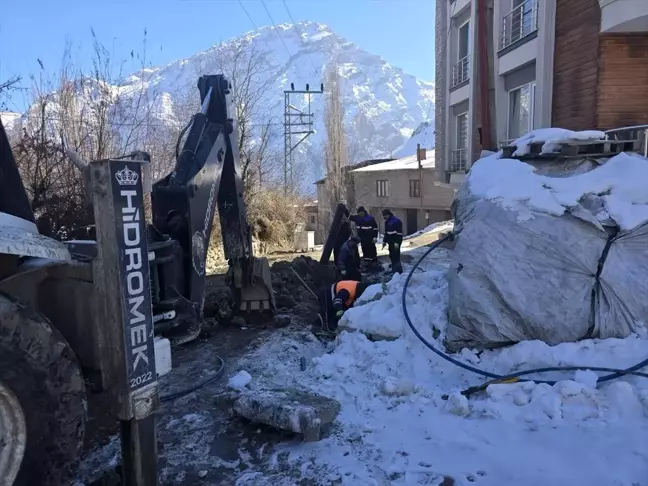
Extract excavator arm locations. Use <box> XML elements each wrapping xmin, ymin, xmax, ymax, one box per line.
<box><xmin>151</xmin><ymin>75</ymin><xmax>274</xmax><ymax>327</ymax></box>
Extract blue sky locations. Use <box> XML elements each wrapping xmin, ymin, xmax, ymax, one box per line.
<box><xmin>0</xmin><ymin>0</ymin><xmax>435</xmax><ymax>112</ymax></box>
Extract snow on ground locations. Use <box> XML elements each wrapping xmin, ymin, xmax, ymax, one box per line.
<box><xmin>470</xmin><ymin>150</ymin><xmax>648</xmax><ymax>230</ymax></box>
<box><xmin>239</xmin><ymin>251</ymin><xmax>648</xmax><ymax>486</ymax></box>
<box><xmin>377</xmin><ymin>220</ymin><xmax>454</xmax><ymax>245</ymax></box>
<box><xmin>511</xmin><ymin>128</ymin><xmax>606</xmax><ymax>156</ymax></box>
<box><xmin>404</xmin><ymin>220</ymin><xmax>454</xmax><ymax>240</ymax></box>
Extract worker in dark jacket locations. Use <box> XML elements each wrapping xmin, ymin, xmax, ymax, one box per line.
<box><xmin>336</xmin><ymin>236</ymin><xmax>362</xmax><ymax>281</ymax></box>
<box><xmin>317</xmin><ymin>280</ymin><xmax>369</xmax><ymax>331</ymax></box>
<box><xmin>382</xmin><ymin>209</ymin><xmax>403</xmax><ymax>274</ymax></box>
<box><xmin>333</xmin><ymin>209</ymin><xmax>352</xmax><ymax>265</ymax></box>
<box><xmin>350</xmin><ymin>206</ymin><xmax>378</xmax><ymax>267</ymax></box>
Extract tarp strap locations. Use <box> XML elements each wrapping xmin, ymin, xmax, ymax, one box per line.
<box><xmin>587</xmin><ymin>231</ymin><xmax>618</xmax><ymax>339</ymax></box>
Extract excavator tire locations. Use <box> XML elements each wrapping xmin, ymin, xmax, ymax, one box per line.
<box><xmin>0</xmin><ymin>292</ymin><xmax>86</xmax><ymax>486</ymax></box>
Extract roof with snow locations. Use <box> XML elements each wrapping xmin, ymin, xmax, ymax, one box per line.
<box><xmin>352</xmin><ymin>153</ymin><xmax>435</xmax><ymax>172</ymax></box>
<box><xmin>314</xmin><ymin>158</ymin><xmax>395</xmax><ymax>184</ymax></box>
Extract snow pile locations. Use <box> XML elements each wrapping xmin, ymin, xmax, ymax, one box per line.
<box><xmin>376</xmin><ymin>219</ymin><xmax>454</xmax><ymax>245</ymax></box>
<box><xmin>470</xmin><ymin>150</ymin><xmax>648</xmax><ymax>230</ymax></box>
<box><xmin>404</xmin><ymin>219</ymin><xmax>454</xmax><ymax>240</ymax></box>
<box><xmin>241</xmin><ymin>256</ymin><xmax>648</xmax><ymax>485</ymax></box>
<box><xmin>339</xmin><ymin>267</ymin><xmax>448</xmax><ymax>339</ymax></box>
<box><xmin>511</xmin><ymin>128</ymin><xmax>606</xmax><ymax>156</ymax></box>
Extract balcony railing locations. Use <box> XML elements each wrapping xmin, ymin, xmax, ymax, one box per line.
<box><xmin>451</xmin><ymin>148</ymin><xmax>468</xmax><ymax>172</ymax></box>
<box><xmin>451</xmin><ymin>56</ymin><xmax>469</xmax><ymax>88</ymax></box>
<box><xmin>500</xmin><ymin>0</ymin><xmax>539</xmax><ymax>51</ymax></box>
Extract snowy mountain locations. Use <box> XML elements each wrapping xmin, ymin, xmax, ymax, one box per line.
<box><xmin>395</xmin><ymin>120</ymin><xmax>435</xmax><ymax>158</ymax></box>
<box><xmin>10</xmin><ymin>22</ymin><xmax>434</xmax><ymax>189</ymax></box>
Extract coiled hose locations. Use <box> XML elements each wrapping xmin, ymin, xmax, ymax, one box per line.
<box><xmin>401</xmin><ymin>235</ymin><xmax>648</xmax><ymax>389</ymax></box>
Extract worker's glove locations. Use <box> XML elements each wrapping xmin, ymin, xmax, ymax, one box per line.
<box><xmin>336</xmin><ymin>310</ymin><xmax>345</xmax><ymax>319</ymax></box>
<box><xmin>372</xmin><ymin>238</ymin><xmax>377</xmax><ymax>244</ymax></box>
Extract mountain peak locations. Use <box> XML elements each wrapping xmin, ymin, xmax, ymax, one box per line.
<box><xmin>12</xmin><ymin>22</ymin><xmax>435</xmax><ymax>191</ymax></box>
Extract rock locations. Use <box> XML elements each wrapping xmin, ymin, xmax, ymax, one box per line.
<box><xmin>274</xmin><ymin>314</ymin><xmax>291</xmax><ymax>328</ymax></box>
<box><xmin>228</xmin><ymin>370</ymin><xmax>252</xmax><ymax>390</ymax></box>
<box><xmin>232</xmin><ymin>388</ymin><xmax>341</xmax><ymax>442</ymax></box>
<box><xmin>198</xmin><ymin>470</ymin><xmax>208</xmax><ymax>478</ymax></box>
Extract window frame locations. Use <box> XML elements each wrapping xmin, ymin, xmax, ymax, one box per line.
<box><xmin>376</xmin><ymin>179</ymin><xmax>389</xmax><ymax>198</ymax></box>
<box><xmin>507</xmin><ymin>81</ymin><xmax>536</xmax><ymax>141</ymax></box>
<box><xmin>409</xmin><ymin>179</ymin><xmax>421</xmax><ymax>198</ymax></box>
<box><xmin>457</xmin><ymin>19</ymin><xmax>470</xmax><ymax>62</ymax></box>
<box><xmin>456</xmin><ymin>111</ymin><xmax>469</xmax><ymax>150</ymax></box>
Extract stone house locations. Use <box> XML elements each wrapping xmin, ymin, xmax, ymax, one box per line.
<box><xmin>315</xmin><ymin>153</ymin><xmax>455</xmax><ymax>239</ymax></box>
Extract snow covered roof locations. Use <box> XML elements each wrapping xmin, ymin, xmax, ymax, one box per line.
<box><xmin>314</xmin><ymin>158</ymin><xmax>395</xmax><ymax>184</ymax></box>
<box><xmin>352</xmin><ymin>153</ymin><xmax>435</xmax><ymax>173</ymax></box>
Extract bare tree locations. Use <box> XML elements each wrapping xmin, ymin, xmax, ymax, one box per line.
<box><xmin>323</xmin><ymin>66</ymin><xmax>348</xmax><ymax>220</ymax></box>
<box><xmin>11</xmin><ymin>31</ymin><xmax>160</xmax><ymax>238</ymax></box>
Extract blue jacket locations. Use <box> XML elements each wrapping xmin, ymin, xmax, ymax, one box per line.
<box><xmin>337</xmin><ymin>240</ymin><xmax>359</xmax><ymax>270</ymax></box>
<box><xmin>384</xmin><ymin>215</ymin><xmax>403</xmax><ymax>245</ymax></box>
<box><xmin>350</xmin><ymin>214</ymin><xmax>378</xmax><ymax>241</ymax></box>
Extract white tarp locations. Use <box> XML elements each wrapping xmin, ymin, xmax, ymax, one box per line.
<box><xmin>446</xmin><ymin>145</ymin><xmax>648</xmax><ymax>351</ymax></box>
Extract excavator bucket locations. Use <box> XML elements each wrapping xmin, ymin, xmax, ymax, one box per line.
<box><xmin>237</xmin><ymin>256</ymin><xmax>275</xmax><ymax>313</ymax></box>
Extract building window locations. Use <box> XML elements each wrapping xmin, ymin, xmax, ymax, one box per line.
<box><xmin>451</xmin><ymin>21</ymin><xmax>470</xmax><ymax>88</ymax></box>
<box><xmin>508</xmin><ymin>82</ymin><xmax>536</xmax><ymax>140</ymax></box>
<box><xmin>501</xmin><ymin>0</ymin><xmax>538</xmax><ymax>50</ymax></box>
<box><xmin>376</xmin><ymin>180</ymin><xmax>389</xmax><ymax>197</ymax></box>
<box><xmin>309</xmin><ymin>214</ymin><xmax>316</xmax><ymax>225</ymax></box>
<box><xmin>409</xmin><ymin>179</ymin><xmax>421</xmax><ymax>198</ymax></box>
<box><xmin>451</xmin><ymin>112</ymin><xmax>468</xmax><ymax>172</ymax></box>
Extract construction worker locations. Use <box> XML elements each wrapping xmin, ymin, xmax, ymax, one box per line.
<box><xmin>333</xmin><ymin>209</ymin><xmax>352</xmax><ymax>265</ymax></box>
<box><xmin>350</xmin><ymin>206</ymin><xmax>378</xmax><ymax>268</ymax></box>
<box><xmin>382</xmin><ymin>209</ymin><xmax>403</xmax><ymax>274</ymax></box>
<box><xmin>336</xmin><ymin>236</ymin><xmax>362</xmax><ymax>281</ymax></box>
<box><xmin>317</xmin><ymin>280</ymin><xmax>369</xmax><ymax>331</ymax></box>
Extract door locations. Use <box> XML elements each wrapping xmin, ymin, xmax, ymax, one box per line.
<box><xmin>406</xmin><ymin>209</ymin><xmax>418</xmax><ymax>235</ymax></box>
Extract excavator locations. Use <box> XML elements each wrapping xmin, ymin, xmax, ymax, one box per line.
<box><xmin>0</xmin><ymin>74</ymin><xmax>274</xmax><ymax>485</ymax></box>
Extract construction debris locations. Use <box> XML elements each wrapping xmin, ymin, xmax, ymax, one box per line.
<box><xmin>231</xmin><ymin>388</ymin><xmax>341</xmax><ymax>442</ymax></box>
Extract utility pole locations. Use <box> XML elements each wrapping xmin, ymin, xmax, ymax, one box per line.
<box><xmin>417</xmin><ymin>143</ymin><xmax>426</xmax><ymax>209</ymax></box>
<box><xmin>284</xmin><ymin>83</ymin><xmax>324</xmax><ymax>193</ymax></box>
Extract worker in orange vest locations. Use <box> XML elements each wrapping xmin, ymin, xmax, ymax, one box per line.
<box><xmin>316</xmin><ymin>280</ymin><xmax>369</xmax><ymax>332</ymax></box>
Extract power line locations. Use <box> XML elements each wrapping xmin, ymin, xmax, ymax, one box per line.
<box><xmin>281</xmin><ymin>0</ymin><xmax>318</xmax><ymax>76</ymax></box>
<box><xmin>237</xmin><ymin>0</ymin><xmax>277</xmax><ymax>58</ymax></box>
<box><xmin>260</xmin><ymin>0</ymin><xmax>295</xmax><ymax>65</ymax></box>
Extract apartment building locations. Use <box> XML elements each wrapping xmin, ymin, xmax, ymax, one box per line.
<box><xmin>435</xmin><ymin>0</ymin><xmax>648</xmax><ymax>184</ymax></box>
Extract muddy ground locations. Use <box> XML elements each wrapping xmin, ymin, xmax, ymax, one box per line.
<box><xmin>75</xmin><ymin>250</ymin><xmax>420</xmax><ymax>486</ymax></box>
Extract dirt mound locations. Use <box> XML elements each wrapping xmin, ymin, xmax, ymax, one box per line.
<box><xmin>270</xmin><ymin>257</ymin><xmax>336</xmax><ymax>318</ymax></box>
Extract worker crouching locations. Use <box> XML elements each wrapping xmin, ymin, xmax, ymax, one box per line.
<box><xmin>350</xmin><ymin>206</ymin><xmax>379</xmax><ymax>268</ymax></box>
<box><xmin>382</xmin><ymin>209</ymin><xmax>403</xmax><ymax>274</ymax></box>
<box><xmin>317</xmin><ymin>280</ymin><xmax>369</xmax><ymax>332</ymax></box>
<box><xmin>336</xmin><ymin>236</ymin><xmax>362</xmax><ymax>281</ymax></box>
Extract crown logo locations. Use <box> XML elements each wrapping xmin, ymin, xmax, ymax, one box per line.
<box><xmin>115</xmin><ymin>166</ymin><xmax>139</xmax><ymax>186</ymax></box>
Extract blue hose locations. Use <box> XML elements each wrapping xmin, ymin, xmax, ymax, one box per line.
<box><xmin>401</xmin><ymin>235</ymin><xmax>648</xmax><ymax>386</ymax></box>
